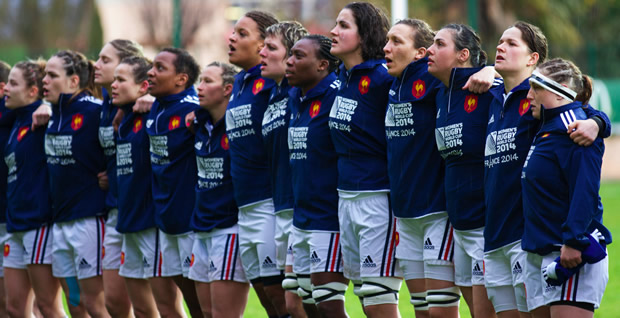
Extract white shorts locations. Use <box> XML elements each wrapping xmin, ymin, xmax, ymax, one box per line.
<box><xmin>158</xmin><ymin>231</ymin><xmax>194</xmax><ymax>278</ymax></box>
<box><xmin>238</xmin><ymin>199</ymin><xmax>280</xmax><ymax>281</ymax></box>
<box><xmin>119</xmin><ymin>228</ymin><xmax>158</xmax><ymax>279</ymax></box>
<box><xmin>103</xmin><ymin>209</ymin><xmax>123</xmax><ymax>270</ymax></box>
<box><xmin>275</xmin><ymin>209</ymin><xmax>294</xmax><ymax>269</ymax></box>
<box><xmin>0</xmin><ymin>224</ymin><xmax>8</xmax><ymax>277</ymax></box>
<box><xmin>396</xmin><ymin>213</ymin><xmax>455</xmax><ymax>281</ymax></box>
<box><xmin>4</xmin><ymin>226</ymin><xmax>53</xmax><ymax>269</ymax></box>
<box><xmin>189</xmin><ymin>227</ymin><xmax>247</xmax><ymax>284</ymax></box>
<box><xmin>52</xmin><ymin>216</ymin><xmax>106</xmax><ymax>279</ymax></box>
<box><xmin>484</xmin><ymin>240</ymin><xmax>527</xmax><ymax>312</ymax></box>
<box><xmin>338</xmin><ymin>192</ymin><xmax>400</xmax><ymax>281</ymax></box>
<box><xmin>453</xmin><ymin>227</ymin><xmax>485</xmax><ymax>287</ymax></box>
<box><xmin>292</xmin><ymin>227</ymin><xmax>343</xmax><ymax>275</ymax></box>
<box><xmin>524</xmin><ymin>251</ymin><xmax>608</xmax><ymax>311</ymax></box>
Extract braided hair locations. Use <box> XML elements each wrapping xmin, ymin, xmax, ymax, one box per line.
<box><xmin>303</xmin><ymin>34</ymin><xmax>340</xmax><ymax>73</ymax></box>
<box><xmin>244</xmin><ymin>11</ymin><xmax>279</xmax><ymax>40</ymax></box>
<box><xmin>14</xmin><ymin>59</ymin><xmax>47</xmax><ymax>99</ymax></box>
<box><xmin>109</xmin><ymin>39</ymin><xmax>145</xmax><ymax>61</ymax></box>
<box><xmin>119</xmin><ymin>56</ymin><xmax>152</xmax><ymax>83</ymax></box>
<box><xmin>53</xmin><ymin>50</ymin><xmax>100</xmax><ymax>99</ymax></box>
<box><xmin>207</xmin><ymin>61</ymin><xmax>239</xmax><ymax>88</ymax></box>
<box><xmin>537</xmin><ymin>58</ymin><xmax>593</xmax><ymax>105</ymax></box>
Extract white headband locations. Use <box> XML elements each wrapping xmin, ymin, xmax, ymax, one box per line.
<box><xmin>529</xmin><ymin>70</ymin><xmax>577</xmax><ymax>102</ymax></box>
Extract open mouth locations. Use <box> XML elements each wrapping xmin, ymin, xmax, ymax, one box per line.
<box><xmin>228</xmin><ymin>45</ymin><xmax>236</xmax><ymax>55</ymax></box>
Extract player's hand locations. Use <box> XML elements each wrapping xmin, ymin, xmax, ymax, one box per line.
<box><xmin>568</xmin><ymin>119</ymin><xmax>599</xmax><ymax>146</ymax></box>
<box><xmin>462</xmin><ymin>66</ymin><xmax>496</xmax><ymax>94</ymax></box>
<box><xmin>185</xmin><ymin>111</ymin><xmax>196</xmax><ymax>133</ymax></box>
<box><xmin>133</xmin><ymin>94</ymin><xmax>155</xmax><ymax>113</ymax></box>
<box><xmin>97</xmin><ymin>171</ymin><xmax>109</xmax><ymax>191</ymax></box>
<box><xmin>31</xmin><ymin>103</ymin><xmax>52</xmax><ymax>130</ymax></box>
<box><xmin>112</xmin><ymin>108</ymin><xmax>126</xmax><ymax>133</ymax></box>
<box><xmin>560</xmin><ymin>245</ymin><xmax>582</xmax><ymax>269</ymax></box>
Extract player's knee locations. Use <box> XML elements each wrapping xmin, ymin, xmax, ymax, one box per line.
<box><xmin>426</xmin><ymin>286</ymin><xmax>460</xmax><ymax>308</ymax></box>
<box><xmin>296</xmin><ymin>276</ymin><xmax>315</xmax><ymax>304</ymax></box>
<box><xmin>311</xmin><ymin>282</ymin><xmax>347</xmax><ymax>303</ymax></box>
<box><xmin>282</xmin><ymin>272</ymin><xmax>299</xmax><ymax>292</ymax></box>
<box><xmin>359</xmin><ymin>277</ymin><xmax>402</xmax><ymax>306</ymax></box>
<box><xmin>410</xmin><ymin>291</ymin><xmax>429</xmax><ymax>311</ymax></box>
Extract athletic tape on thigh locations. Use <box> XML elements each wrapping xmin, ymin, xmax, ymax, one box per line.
<box><xmin>359</xmin><ymin>277</ymin><xmax>401</xmax><ymax>306</ymax></box>
<box><xmin>297</xmin><ymin>275</ymin><xmax>315</xmax><ymax>304</ymax></box>
<box><xmin>282</xmin><ymin>272</ymin><xmax>299</xmax><ymax>291</ymax></box>
<box><xmin>410</xmin><ymin>291</ymin><xmax>429</xmax><ymax>311</ymax></box>
<box><xmin>66</xmin><ymin>276</ymin><xmax>81</xmax><ymax>306</ymax></box>
<box><xmin>426</xmin><ymin>286</ymin><xmax>460</xmax><ymax>308</ymax></box>
<box><xmin>311</xmin><ymin>282</ymin><xmax>347</xmax><ymax>303</ymax></box>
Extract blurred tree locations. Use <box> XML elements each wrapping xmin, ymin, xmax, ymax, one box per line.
<box><xmin>0</xmin><ymin>0</ymin><xmax>103</xmax><ymax>60</ymax></box>
<box><xmin>140</xmin><ymin>0</ymin><xmax>216</xmax><ymax>48</ymax></box>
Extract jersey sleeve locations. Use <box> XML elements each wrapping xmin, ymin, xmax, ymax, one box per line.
<box><xmin>583</xmin><ymin>105</ymin><xmax>612</xmax><ymax>138</ymax></box>
<box><xmin>560</xmin><ymin>138</ymin><xmax>604</xmax><ymax>251</ymax></box>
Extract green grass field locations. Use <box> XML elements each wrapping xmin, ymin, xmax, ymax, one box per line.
<box><xmin>241</xmin><ymin>181</ymin><xmax>620</xmax><ymax>317</ymax></box>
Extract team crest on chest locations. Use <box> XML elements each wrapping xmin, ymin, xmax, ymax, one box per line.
<box><xmin>133</xmin><ymin>117</ymin><xmax>143</xmax><ymax>133</ymax></box>
<box><xmin>359</xmin><ymin>76</ymin><xmax>370</xmax><ymax>95</ymax></box>
<box><xmin>412</xmin><ymin>79</ymin><xmax>426</xmax><ymax>99</ymax></box>
<box><xmin>309</xmin><ymin>100</ymin><xmax>321</xmax><ymax>118</ymax></box>
<box><xmin>221</xmin><ymin>134</ymin><xmax>230</xmax><ymax>150</ymax></box>
<box><xmin>168</xmin><ymin>115</ymin><xmax>181</xmax><ymax>130</ymax></box>
<box><xmin>253</xmin><ymin>78</ymin><xmax>265</xmax><ymax>95</ymax></box>
<box><xmin>519</xmin><ymin>99</ymin><xmax>531</xmax><ymax>116</ymax></box>
<box><xmin>17</xmin><ymin>126</ymin><xmax>29</xmax><ymax>142</ymax></box>
<box><xmin>464</xmin><ymin>95</ymin><xmax>478</xmax><ymax>113</ymax></box>
<box><xmin>71</xmin><ymin>114</ymin><xmax>84</xmax><ymax>130</ymax></box>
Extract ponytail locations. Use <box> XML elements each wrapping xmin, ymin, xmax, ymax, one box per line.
<box><xmin>53</xmin><ymin>50</ymin><xmax>101</xmax><ymax>100</ymax></box>
<box><xmin>576</xmin><ymin>74</ymin><xmax>593</xmax><ymax>105</ymax></box>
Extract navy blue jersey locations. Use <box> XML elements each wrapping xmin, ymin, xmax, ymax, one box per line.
<box><xmin>191</xmin><ymin>114</ymin><xmax>238</xmax><ymax>232</ymax></box>
<box><xmin>385</xmin><ymin>58</ymin><xmax>446</xmax><ymax>218</ymax></box>
<box><xmin>289</xmin><ymin>73</ymin><xmax>340</xmax><ymax>231</ymax></box>
<box><xmin>225</xmin><ymin>65</ymin><xmax>276</xmax><ymax>207</ymax></box>
<box><xmin>0</xmin><ymin>97</ymin><xmax>16</xmax><ymax>224</ymax></box>
<box><xmin>328</xmin><ymin>60</ymin><xmax>393</xmax><ymax>191</ymax></box>
<box><xmin>485</xmin><ymin>79</ymin><xmax>613</xmax><ymax>252</ymax></box>
<box><xmin>116</xmin><ymin>104</ymin><xmax>156</xmax><ymax>233</ymax></box>
<box><xmin>521</xmin><ymin>102</ymin><xmax>611</xmax><ymax>255</ymax></box>
<box><xmin>435</xmin><ymin>67</ymin><xmax>495</xmax><ymax>230</ymax></box>
<box><xmin>261</xmin><ymin>79</ymin><xmax>294</xmax><ymax>212</ymax></box>
<box><xmin>99</xmin><ymin>89</ymin><xmax>118</xmax><ymax>210</ymax></box>
<box><xmin>5</xmin><ymin>100</ymin><xmax>53</xmax><ymax>232</ymax></box>
<box><xmin>146</xmin><ymin>87</ymin><xmax>200</xmax><ymax>234</ymax></box>
<box><xmin>45</xmin><ymin>93</ymin><xmax>106</xmax><ymax>222</ymax></box>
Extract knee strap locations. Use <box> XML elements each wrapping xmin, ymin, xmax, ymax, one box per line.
<box><xmin>426</xmin><ymin>286</ymin><xmax>460</xmax><ymax>308</ymax></box>
<box><xmin>312</xmin><ymin>282</ymin><xmax>347</xmax><ymax>303</ymax></box>
<box><xmin>296</xmin><ymin>276</ymin><xmax>315</xmax><ymax>304</ymax></box>
<box><xmin>359</xmin><ymin>277</ymin><xmax>402</xmax><ymax>306</ymax></box>
<box><xmin>282</xmin><ymin>272</ymin><xmax>299</xmax><ymax>292</ymax></box>
<box><xmin>410</xmin><ymin>291</ymin><xmax>429</xmax><ymax>311</ymax></box>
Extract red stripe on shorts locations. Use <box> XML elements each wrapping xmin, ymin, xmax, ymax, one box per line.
<box><xmin>225</xmin><ymin>234</ymin><xmax>236</xmax><ymax>280</ymax></box>
<box><xmin>330</xmin><ymin>233</ymin><xmax>340</xmax><ymax>272</ymax></box>
<box><xmin>35</xmin><ymin>225</ymin><xmax>46</xmax><ymax>263</ymax></box>
<box><xmin>565</xmin><ymin>276</ymin><xmax>574</xmax><ymax>301</ymax></box>
<box><xmin>443</xmin><ymin>226</ymin><xmax>454</xmax><ymax>261</ymax></box>
<box><xmin>385</xmin><ymin>219</ymin><xmax>397</xmax><ymax>276</ymax></box>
